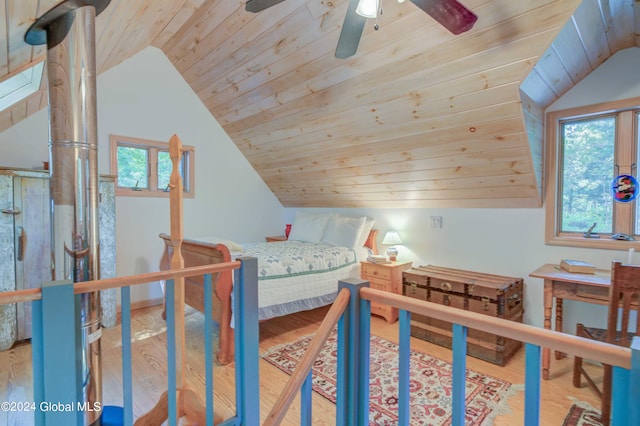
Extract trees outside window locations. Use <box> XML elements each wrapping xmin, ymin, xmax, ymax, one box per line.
<box><xmin>546</xmin><ymin>98</ymin><xmax>639</xmax><ymax>249</ymax></box>
<box><xmin>560</xmin><ymin>116</ymin><xmax>615</xmax><ymax>234</ymax></box>
<box><xmin>110</xmin><ymin>135</ymin><xmax>194</xmax><ymax>197</ymax></box>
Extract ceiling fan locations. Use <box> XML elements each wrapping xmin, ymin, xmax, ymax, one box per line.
<box><xmin>245</xmin><ymin>0</ymin><xmax>477</xmax><ymax>59</ymax></box>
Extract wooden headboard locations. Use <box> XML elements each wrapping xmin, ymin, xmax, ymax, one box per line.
<box><xmin>365</xmin><ymin>229</ymin><xmax>378</xmax><ymax>255</ymax></box>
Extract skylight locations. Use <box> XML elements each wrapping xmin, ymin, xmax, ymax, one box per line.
<box><xmin>0</xmin><ymin>61</ymin><xmax>44</xmax><ymax>112</ymax></box>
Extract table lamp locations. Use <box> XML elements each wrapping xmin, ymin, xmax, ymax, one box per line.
<box><xmin>382</xmin><ymin>230</ymin><xmax>402</xmax><ymax>261</ymax></box>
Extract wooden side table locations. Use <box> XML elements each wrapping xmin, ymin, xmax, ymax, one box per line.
<box><xmin>360</xmin><ymin>260</ymin><xmax>412</xmax><ymax>323</ymax></box>
<box><xmin>265</xmin><ymin>235</ymin><xmax>287</xmax><ymax>242</ymax></box>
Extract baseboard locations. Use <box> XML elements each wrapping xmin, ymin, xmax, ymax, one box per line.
<box><xmin>116</xmin><ymin>296</ymin><xmax>163</xmax><ymax>313</ymax></box>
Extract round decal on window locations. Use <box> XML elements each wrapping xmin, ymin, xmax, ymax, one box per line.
<box><xmin>611</xmin><ymin>174</ymin><xmax>639</xmax><ymax>203</ymax></box>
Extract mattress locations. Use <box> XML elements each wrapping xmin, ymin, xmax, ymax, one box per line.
<box><xmin>231</xmin><ymin>240</ymin><xmax>370</xmax><ymax>321</ymax></box>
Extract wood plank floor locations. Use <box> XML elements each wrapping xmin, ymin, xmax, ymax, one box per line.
<box><xmin>0</xmin><ymin>304</ymin><xmax>603</xmax><ymax>425</ymax></box>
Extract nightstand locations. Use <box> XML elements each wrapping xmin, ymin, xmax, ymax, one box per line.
<box><xmin>360</xmin><ymin>260</ymin><xmax>412</xmax><ymax>323</ymax></box>
<box><xmin>265</xmin><ymin>235</ymin><xmax>287</xmax><ymax>242</ymax></box>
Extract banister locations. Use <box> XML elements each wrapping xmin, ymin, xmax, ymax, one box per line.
<box><xmin>0</xmin><ymin>261</ymin><xmax>241</xmax><ymax>305</ymax></box>
<box><xmin>0</xmin><ymin>287</ymin><xmax>41</xmax><ymax>304</ymax></box>
<box><xmin>75</xmin><ymin>262</ymin><xmax>240</xmax><ymax>294</ymax></box>
<box><xmin>360</xmin><ymin>287</ymin><xmax>631</xmax><ymax>369</ymax></box>
<box><xmin>263</xmin><ymin>288</ymin><xmax>352</xmax><ymax>426</ymax></box>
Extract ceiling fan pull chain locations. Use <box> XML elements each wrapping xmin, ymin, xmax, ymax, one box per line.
<box><xmin>374</xmin><ymin>0</ymin><xmax>382</xmax><ymax>30</ymax></box>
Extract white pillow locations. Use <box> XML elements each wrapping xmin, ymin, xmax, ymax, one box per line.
<box><xmin>356</xmin><ymin>216</ymin><xmax>375</xmax><ymax>248</ymax></box>
<box><xmin>288</xmin><ymin>212</ymin><xmax>333</xmax><ymax>243</ymax></box>
<box><xmin>322</xmin><ymin>215</ymin><xmax>367</xmax><ymax>248</ymax></box>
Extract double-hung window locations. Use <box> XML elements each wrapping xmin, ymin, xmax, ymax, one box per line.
<box><xmin>546</xmin><ymin>98</ymin><xmax>640</xmax><ymax>248</ymax></box>
<box><xmin>110</xmin><ymin>135</ymin><xmax>195</xmax><ymax>197</ymax></box>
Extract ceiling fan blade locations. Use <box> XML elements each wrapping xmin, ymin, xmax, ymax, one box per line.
<box><xmin>409</xmin><ymin>0</ymin><xmax>477</xmax><ymax>35</ymax></box>
<box><xmin>245</xmin><ymin>0</ymin><xmax>287</xmax><ymax>13</ymax></box>
<box><xmin>335</xmin><ymin>0</ymin><xmax>367</xmax><ymax>59</ymax></box>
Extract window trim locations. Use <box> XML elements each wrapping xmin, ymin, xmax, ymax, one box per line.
<box><xmin>109</xmin><ymin>134</ymin><xmax>195</xmax><ymax>198</ymax></box>
<box><xmin>0</xmin><ymin>60</ymin><xmax>45</xmax><ymax>112</ymax></box>
<box><xmin>545</xmin><ymin>97</ymin><xmax>640</xmax><ymax>250</ymax></box>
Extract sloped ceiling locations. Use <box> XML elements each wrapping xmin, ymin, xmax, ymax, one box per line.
<box><xmin>0</xmin><ymin>0</ymin><xmax>637</xmax><ymax>208</ymax></box>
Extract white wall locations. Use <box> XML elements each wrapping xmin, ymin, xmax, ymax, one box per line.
<box><xmin>283</xmin><ymin>207</ymin><xmax>621</xmax><ymax>330</ymax></box>
<box><xmin>548</xmin><ymin>47</ymin><xmax>640</xmax><ymax>111</ymax></box>
<box><xmin>283</xmin><ymin>48</ymin><xmax>640</xmax><ymax>331</ymax></box>
<box><xmin>0</xmin><ymin>46</ymin><xmax>285</xmax><ymax>303</ymax></box>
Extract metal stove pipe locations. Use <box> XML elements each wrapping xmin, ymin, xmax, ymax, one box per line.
<box><xmin>26</xmin><ymin>1</ymin><xmax>111</xmax><ymax>425</ymax></box>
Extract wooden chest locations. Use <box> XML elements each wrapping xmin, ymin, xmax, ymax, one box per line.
<box><xmin>403</xmin><ymin>265</ymin><xmax>524</xmax><ymax>366</ymax></box>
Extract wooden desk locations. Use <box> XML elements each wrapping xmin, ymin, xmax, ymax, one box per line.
<box><xmin>529</xmin><ymin>263</ymin><xmax>612</xmax><ymax>380</ymax></box>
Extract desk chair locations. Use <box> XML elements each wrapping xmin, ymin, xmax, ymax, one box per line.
<box><xmin>573</xmin><ymin>261</ymin><xmax>639</xmax><ymax>426</ymax></box>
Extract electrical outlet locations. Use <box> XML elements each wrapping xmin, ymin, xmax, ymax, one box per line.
<box><xmin>430</xmin><ymin>216</ymin><xmax>443</xmax><ymax>229</ymax></box>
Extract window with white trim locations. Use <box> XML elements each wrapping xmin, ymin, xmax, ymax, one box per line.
<box><xmin>109</xmin><ymin>135</ymin><xmax>195</xmax><ymax>197</ymax></box>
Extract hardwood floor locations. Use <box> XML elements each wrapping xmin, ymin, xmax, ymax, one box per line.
<box><xmin>0</xmin><ymin>304</ymin><xmax>604</xmax><ymax>425</ymax></box>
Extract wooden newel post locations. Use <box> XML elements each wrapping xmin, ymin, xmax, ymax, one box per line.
<box><xmin>168</xmin><ymin>134</ymin><xmax>186</xmax><ymax>422</ymax></box>
<box><xmin>136</xmin><ymin>134</ymin><xmax>198</xmax><ymax>426</ymax></box>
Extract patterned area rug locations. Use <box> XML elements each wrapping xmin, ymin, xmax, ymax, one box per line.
<box><xmin>262</xmin><ymin>332</ymin><xmax>520</xmax><ymax>425</ymax></box>
<box><xmin>562</xmin><ymin>400</ymin><xmax>603</xmax><ymax>426</ymax></box>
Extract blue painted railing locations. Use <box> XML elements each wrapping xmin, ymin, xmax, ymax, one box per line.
<box><xmin>0</xmin><ymin>258</ymin><xmax>259</xmax><ymax>426</ymax></box>
<box><xmin>2</xmin><ymin>265</ymin><xmax>638</xmax><ymax>425</ymax></box>
<box><xmin>272</xmin><ymin>278</ymin><xmax>638</xmax><ymax>426</ymax></box>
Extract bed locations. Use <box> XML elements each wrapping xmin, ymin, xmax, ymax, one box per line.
<box><xmin>159</xmin><ymin>212</ymin><xmax>378</xmax><ymax>365</ymax></box>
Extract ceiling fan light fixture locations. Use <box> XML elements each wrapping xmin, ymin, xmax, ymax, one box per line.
<box><xmin>356</xmin><ymin>0</ymin><xmax>379</xmax><ymax>18</ymax></box>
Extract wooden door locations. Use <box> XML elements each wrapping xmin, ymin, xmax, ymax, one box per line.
<box><xmin>14</xmin><ymin>176</ymin><xmax>51</xmax><ymax>341</ymax></box>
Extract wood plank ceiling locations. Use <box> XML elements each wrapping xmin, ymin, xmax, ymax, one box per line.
<box><xmin>0</xmin><ymin>0</ymin><xmax>637</xmax><ymax>208</ymax></box>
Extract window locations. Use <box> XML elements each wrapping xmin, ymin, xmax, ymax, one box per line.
<box><xmin>110</xmin><ymin>135</ymin><xmax>195</xmax><ymax>197</ymax></box>
<box><xmin>0</xmin><ymin>61</ymin><xmax>44</xmax><ymax>111</ymax></box>
<box><xmin>546</xmin><ymin>98</ymin><xmax>640</xmax><ymax>249</ymax></box>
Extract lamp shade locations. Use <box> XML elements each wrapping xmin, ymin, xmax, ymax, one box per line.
<box><xmin>382</xmin><ymin>231</ymin><xmax>402</xmax><ymax>245</ymax></box>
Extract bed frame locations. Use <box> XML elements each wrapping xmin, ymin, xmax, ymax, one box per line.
<box><xmin>159</xmin><ymin>231</ymin><xmax>378</xmax><ymax>365</ymax></box>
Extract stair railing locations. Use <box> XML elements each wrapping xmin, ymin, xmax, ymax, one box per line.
<box><xmin>0</xmin><ymin>258</ymin><xmax>259</xmax><ymax>426</ymax></box>
<box><xmin>263</xmin><ymin>279</ymin><xmax>639</xmax><ymax>426</ymax></box>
